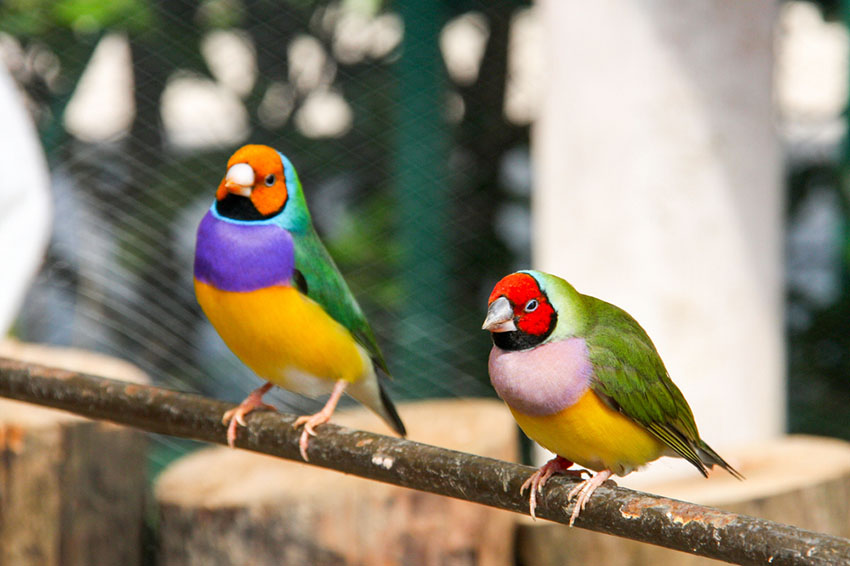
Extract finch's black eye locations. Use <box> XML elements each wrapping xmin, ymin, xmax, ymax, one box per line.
<box><xmin>524</xmin><ymin>299</ymin><xmax>539</xmax><ymax>312</ymax></box>
<box><xmin>264</xmin><ymin>174</ymin><xmax>276</xmax><ymax>187</ymax></box>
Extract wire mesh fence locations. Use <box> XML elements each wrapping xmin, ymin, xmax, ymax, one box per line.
<box><xmin>2</xmin><ymin>0</ymin><xmax>850</xmax><ymax>474</ymax></box>
<box><xmin>1</xmin><ymin>0</ymin><xmax>536</xmax><ymax>470</ymax></box>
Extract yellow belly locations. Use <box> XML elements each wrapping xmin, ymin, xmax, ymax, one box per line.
<box><xmin>195</xmin><ymin>281</ymin><xmax>368</xmax><ymax>390</ymax></box>
<box><xmin>511</xmin><ymin>388</ymin><xmax>667</xmax><ymax>475</ymax></box>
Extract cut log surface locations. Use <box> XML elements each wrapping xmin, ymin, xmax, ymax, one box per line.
<box><xmin>156</xmin><ymin>398</ymin><xmax>518</xmax><ymax>566</ymax></box>
<box><xmin>517</xmin><ymin>435</ymin><xmax>850</xmax><ymax>566</ymax></box>
<box><xmin>0</xmin><ymin>340</ymin><xmax>149</xmax><ymax>566</ymax></box>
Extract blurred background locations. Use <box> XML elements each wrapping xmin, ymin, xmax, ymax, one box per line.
<box><xmin>0</xmin><ymin>0</ymin><xmax>848</xmax><ymax>477</ymax></box>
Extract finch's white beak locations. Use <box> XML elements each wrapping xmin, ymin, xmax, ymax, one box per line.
<box><xmin>223</xmin><ymin>162</ymin><xmax>255</xmax><ymax>197</ymax></box>
<box><xmin>482</xmin><ymin>296</ymin><xmax>517</xmax><ymax>332</ymax></box>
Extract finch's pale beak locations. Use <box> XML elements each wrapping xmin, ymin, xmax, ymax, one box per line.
<box><xmin>482</xmin><ymin>296</ymin><xmax>517</xmax><ymax>332</ymax></box>
<box><xmin>223</xmin><ymin>162</ymin><xmax>255</xmax><ymax>197</ymax></box>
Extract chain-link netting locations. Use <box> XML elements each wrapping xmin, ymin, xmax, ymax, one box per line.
<box><xmin>1</xmin><ymin>0</ymin><xmax>536</xmax><ymax>471</ymax></box>
<box><xmin>2</xmin><ymin>0</ymin><xmax>850</xmax><ymax>476</ymax></box>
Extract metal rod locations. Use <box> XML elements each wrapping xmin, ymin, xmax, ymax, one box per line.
<box><xmin>0</xmin><ymin>357</ymin><xmax>847</xmax><ymax>565</ymax></box>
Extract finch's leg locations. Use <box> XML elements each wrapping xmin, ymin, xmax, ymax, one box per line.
<box><xmin>222</xmin><ymin>382</ymin><xmax>277</xmax><ymax>448</ymax></box>
<box><xmin>520</xmin><ymin>456</ymin><xmax>584</xmax><ymax>520</ymax></box>
<box><xmin>293</xmin><ymin>380</ymin><xmax>348</xmax><ymax>461</ymax></box>
<box><xmin>566</xmin><ymin>469</ymin><xmax>614</xmax><ymax>526</ymax></box>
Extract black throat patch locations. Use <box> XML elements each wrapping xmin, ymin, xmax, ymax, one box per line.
<box><xmin>491</xmin><ymin>330</ymin><xmax>548</xmax><ymax>351</ymax></box>
<box><xmin>215</xmin><ymin>194</ymin><xmax>280</xmax><ymax>221</ymax></box>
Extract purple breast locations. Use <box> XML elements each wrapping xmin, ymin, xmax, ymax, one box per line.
<box><xmin>194</xmin><ymin>210</ymin><xmax>295</xmax><ymax>292</ymax></box>
<box><xmin>488</xmin><ymin>337</ymin><xmax>594</xmax><ymax>416</ymax></box>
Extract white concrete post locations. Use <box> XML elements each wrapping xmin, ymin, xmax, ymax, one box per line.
<box><xmin>532</xmin><ymin>1</ymin><xmax>783</xmax><ymax>472</ymax></box>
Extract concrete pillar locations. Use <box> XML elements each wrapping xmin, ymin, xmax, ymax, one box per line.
<box><xmin>532</xmin><ymin>0</ymin><xmax>783</xmax><ymax>465</ymax></box>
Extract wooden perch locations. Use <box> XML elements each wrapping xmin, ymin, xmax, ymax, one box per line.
<box><xmin>156</xmin><ymin>399</ymin><xmax>519</xmax><ymax>566</ymax></box>
<box><xmin>0</xmin><ymin>357</ymin><xmax>849</xmax><ymax>566</ymax></box>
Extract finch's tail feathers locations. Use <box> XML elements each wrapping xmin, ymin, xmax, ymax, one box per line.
<box><xmin>377</xmin><ymin>380</ymin><xmax>406</xmax><ymax>437</ymax></box>
<box><xmin>697</xmin><ymin>440</ymin><xmax>744</xmax><ymax>480</ymax></box>
<box><xmin>346</xmin><ymin>360</ymin><xmax>406</xmax><ymax>438</ymax></box>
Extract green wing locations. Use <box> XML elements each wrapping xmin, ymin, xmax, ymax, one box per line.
<box><xmin>584</xmin><ymin>296</ymin><xmax>709</xmax><ymax>475</ymax></box>
<box><xmin>291</xmin><ymin>226</ymin><xmax>390</xmax><ymax>375</ymax></box>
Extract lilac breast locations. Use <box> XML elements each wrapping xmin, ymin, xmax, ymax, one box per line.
<box><xmin>194</xmin><ymin>210</ymin><xmax>295</xmax><ymax>292</ymax></box>
<box><xmin>488</xmin><ymin>337</ymin><xmax>594</xmax><ymax>416</ymax></box>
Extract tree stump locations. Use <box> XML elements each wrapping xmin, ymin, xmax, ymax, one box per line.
<box><xmin>517</xmin><ymin>435</ymin><xmax>850</xmax><ymax>566</ymax></box>
<box><xmin>0</xmin><ymin>340</ymin><xmax>149</xmax><ymax>566</ymax></box>
<box><xmin>155</xmin><ymin>398</ymin><xmax>518</xmax><ymax>566</ymax></box>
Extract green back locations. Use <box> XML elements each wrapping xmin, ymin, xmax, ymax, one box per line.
<box><xmin>583</xmin><ymin>296</ymin><xmax>705</xmax><ymax>471</ymax></box>
<box><xmin>531</xmin><ymin>271</ymin><xmax>707</xmax><ymax>472</ymax></box>
<box><xmin>291</xmin><ymin>227</ymin><xmax>389</xmax><ymax>374</ymax></box>
<box><xmin>274</xmin><ymin>151</ymin><xmax>389</xmax><ymax>374</ymax></box>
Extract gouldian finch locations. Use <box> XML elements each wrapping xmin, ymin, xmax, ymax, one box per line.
<box><xmin>482</xmin><ymin>270</ymin><xmax>741</xmax><ymax>525</ymax></box>
<box><xmin>194</xmin><ymin>144</ymin><xmax>405</xmax><ymax>460</ymax></box>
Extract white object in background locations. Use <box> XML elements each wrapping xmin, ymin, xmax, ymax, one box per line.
<box><xmin>0</xmin><ymin>63</ymin><xmax>52</xmax><ymax>334</ymax></box>
<box><xmin>64</xmin><ymin>33</ymin><xmax>135</xmax><ymax>142</ymax></box>
<box><xmin>532</xmin><ymin>0</ymin><xmax>783</xmax><ymax>482</ymax></box>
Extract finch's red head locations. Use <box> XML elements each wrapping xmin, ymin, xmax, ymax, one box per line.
<box><xmin>483</xmin><ymin>272</ymin><xmax>557</xmax><ymax>347</ymax></box>
<box><xmin>216</xmin><ymin>145</ymin><xmax>289</xmax><ymax>220</ymax></box>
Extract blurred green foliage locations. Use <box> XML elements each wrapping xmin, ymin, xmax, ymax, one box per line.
<box><xmin>783</xmin><ymin>0</ymin><xmax>850</xmax><ymax>441</ymax></box>
<box><xmin>1</xmin><ymin>0</ymin><xmax>151</xmax><ymax>35</ymax></box>
<box><xmin>785</xmin><ymin>155</ymin><xmax>850</xmax><ymax>441</ymax></box>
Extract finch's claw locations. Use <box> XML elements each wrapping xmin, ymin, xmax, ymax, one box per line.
<box><xmin>225</xmin><ymin>418</ymin><xmax>239</xmax><ymax>448</ymax></box>
<box><xmin>565</xmin><ymin>469</ymin><xmax>614</xmax><ymax>527</ymax></box>
<box><xmin>221</xmin><ymin>383</ymin><xmax>275</xmax><ymax>448</ymax></box>
<box><xmin>293</xmin><ymin>412</ymin><xmax>332</xmax><ymax>461</ymax></box>
<box><xmin>298</xmin><ymin>429</ymin><xmax>312</xmax><ymax>461</ymax></box>
<box><xmin>521</xmin><ymin>456</ymin><xmax>578</xmax><ymax>520</ymax></box>
<box><xmin>291</xmin><ymin>380</ymin><xmax>348</xmax><ymax>462</ymax></box>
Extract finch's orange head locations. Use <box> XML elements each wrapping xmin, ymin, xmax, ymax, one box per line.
<box><xmin>216</xmin><ymin>145</ymin><xmax>289</xmax><ymax>220</ymax></box>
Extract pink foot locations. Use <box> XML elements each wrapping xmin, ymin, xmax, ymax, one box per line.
<box><xmin>222</xmin><ymin>383</ymin><xmax>276</xmax><ymax>448</ymax></box>
<box><xmin>292</xmin><ymin>380</ymin><xmax>347</xmax><ymax>461</ymax></box>
<box><xmin>566</xmin><ymin>469</ymin><xmax>614</xmax><ymax>526</ymax></box>
<box><xmin>520</xmin><ymin>456</ymin><xmax>584</xmax><ymax>520</ymax></box>
<box><xmin>293</xmin><ymin>412</ymin><xmax>332</xmax><ymax>461</ymax></box>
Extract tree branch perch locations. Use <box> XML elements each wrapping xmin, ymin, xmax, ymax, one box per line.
<box><xmin>0</xmin><ymin>357</ymin><xmax>848</xmax><ymax>565</ymax></box>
